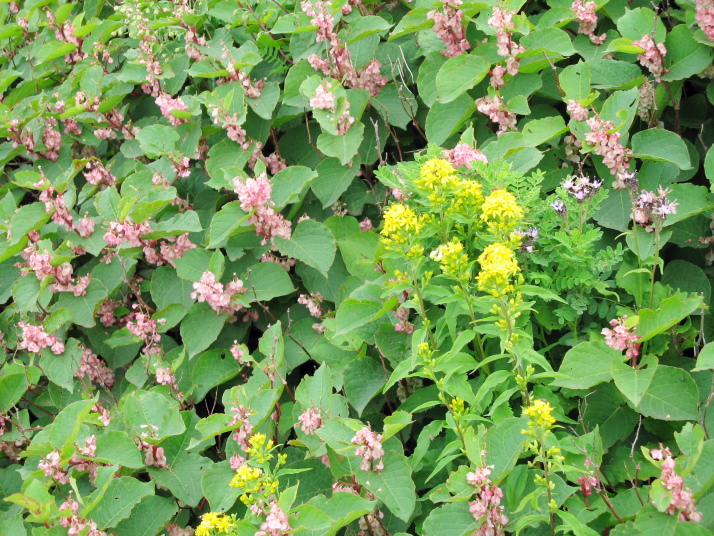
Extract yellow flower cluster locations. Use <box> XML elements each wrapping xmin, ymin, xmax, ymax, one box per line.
<box><xmin>522</xmin><ymin>399</ymin><xmax>557</xmax><ymax>432</ymax></box>
<box><xmin>195</xmin><ymin>512</ymin><xmax>235</xmax><ymax>536</ymax></box>
<box><xmin>448</xmin><ymin>397</ymin><xmax>467</xmax><ymax>419</ymax></box>
<box><xmin>481</xmin><ymin>189</ymin><xmax>524</xmax><ymax>232</ymax></box>
<box><xmin>416</xmin><ymin>158</ymin><xmax>459</xmax><ymax>190</ymax></box>
<box><xmin>476</xmin><ymin>242</ymin><xmax>520</xmax><ymax>297</ymax></box>
<box><xmin>246</xmin><ymin>433</ymin><xmax>274</xmax><ymax>463</ymax></box>
<box><xmin>451</xmin><ymin>180</ymin><xmax>484</xmax><ymax>215</ymax></box>
<box><xmin>381</xmin><ymin>203</ymin><xmax>423</xmax><ymax>244</ymax></box>
<box><xmin>430</xmin><ymin>239</ymin><xmax>469</xmax><ymax>280</ymax></box>
<box><xmin>229</xmin><ymin>464</ymin><xmax>262</xmax><ymax>490</ymax></box>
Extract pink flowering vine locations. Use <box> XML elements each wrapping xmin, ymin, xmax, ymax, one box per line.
<box><xmin>191</xmin><ymin>271</ymin><xmax>247</xmax><ymax>318</ymax></box>
<box><xmin>572</xmin><ymin>0</ymin><xmax>606</xmax><ymax>45</ymax></box>
<box><xmin>632</xmin><ymin>35</ymin><xmax>668</xmax><ymax>81</ymax></box>
<box><xmin>566</xmin><ymin>99</ymin><xmax>589</xmax><ymax>122</ymax></box>
<box><xmin>75</xmin><ymin>346</ymin><xmax>115</xmax><ymax>388</ymax></box>
<box><xmin>696</xmin><ymin>0</ymin><xmax>714</xmax><ymax>41</ymax></box>
<box><xmin>602</xmin><ymin>315</ymin><xmax>641</xmax><ymax>360</ymax></box>
<box><xmin>297</xmin><ymin>408</ymin><xmax>323</xmax><ymax>434</ymax></box>
<box><xmin>584</xmin><ymin>116</ymin><xmax>633</xmax><ymax>188</ymax></box>
<box><xmin>476</xmin><ymin>94</ymin><xmax>517</xmax><ymax>135</ymax></box>
<box><xmin>155</xmin><ymin>92</ymin><xmax>189</xmax><ymax>126</ymax></box>
<box><xmin>233</xmin><ymin>173</ymin><xmax>292</xmax><ymax>245</ymax></box>
<box><xmin>59</xmin><ymin>498</ymin><xmax>108</xmax><ymax>536</ymax></box>
<box><xmin>229</xmin><ymin>404</ymin><xmax>254</xmax><ymax>451</ymax></box>
<box><xmin>351</xmin><ymin>425</ymin><xmax>385</xmax><ymax>472</ymax></box>
<box><xmin>427</xmin><ymin>0</ymin><xmax>470</xmax><ymax>57</ymax></box>
<box><xmin>298</xmin><ymin>293</ymin><xmax>324</xmax><ymax>317</ymax></box>
<box><xmin>467</xmin><ymin>453</ymin><xmax>509</xmax><ymax>536</ymax></box>
<box><xmin>256</xmin><ymin>501</ymin><xmax>292</xmax><ymax>536</ymax></box>
<box><xmin>443</xmin><ymin>143</ymin><xmax>488</xmax><ymax>167</ymax></box>
<box><xmin>17</xmin><ymin>322</ymin><xmax>64</xmax><ymax>355</ymax></box>
<box><xmin>632</xmin><ymin>186</ymin><xmax>679</xmax><ymax>231</ymax></box>
<box><xmin>650</xmin><ymin>446</ymin><xmax>703</xmax><ymax>522</ymax></box>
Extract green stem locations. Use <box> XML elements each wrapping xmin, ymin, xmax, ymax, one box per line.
<box><xmin>648</xmin><ymin>225</ymin><xmax>661</xmax><ymax>310</ymax></box>
<box><xmin>412</xmin><ymin>268</ymin><xmax>439</xmax><ymax>356</ymax></box>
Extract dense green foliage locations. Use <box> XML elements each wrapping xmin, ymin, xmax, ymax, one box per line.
<box><xmin>3</xmin><ymin>0</ymin><xmax>714</xmax><ymax>535</ymax></box>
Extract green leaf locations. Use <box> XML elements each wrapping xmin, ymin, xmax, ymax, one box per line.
<box><xmin>484</xmin><ymin>417</ymin><xmax>528</xmax><ymax>479</ymax></box>
<box><xmin>334</xmin><ymin>298</ymin><xmax>382</xmax><ymax>336</ymax></box>
<box><xmin>244</xmin><ymin>261</ymin><xmax>296</xmax><ymax>302</ymax></box>
<box><xmin>113</xmin><ymin>495</ymin><xmax>178</xmax><ymax>536</ymax></box>
<box><xmin>36</xmin><ymin>41</ymin><xmax>77</xmax><ymax>64</ymax></box>
<box><xmin>40</xmin><ymin>338</ymin><xmax>81</xmax><ymax>390</ymax></box>
<box><xmin>95</xmin><ymin>431</ymin><xmax>145</xmax><ymax>469</ymax></box>
<box><xmin>616</xmin><ymin>8</ymin><xmax>666</xmax><ymax>42</ymax></box>
<box><xmin>271</xmin><ymin>166</ymin><xmax>318</xmax><ymax>208</ymax></box>
<box><xmin>426</xmin><ymin>93</ymin><xmax>476</xmax><ymax>146</ymax></box>
<box><xmin>636</xmin><ymin>294</ymin><xmax>703</xmax><ymax>342</ymax></box>
<box><xmin>343</xmin><ymin>358</ymin><xmax>386</xmax><ymax>416</ymax></box>
<box><xmin>388</xmin><ymin>7</ymin><xmax>433</xmax><ymax>40</ymax></box>
<box><xmin>10</xmin><ymin>203</ymin><xmax>50</xmax><ymax>246</ymax></box>
<box><xmin>519</xmin><ymin>27</ymin><xmax>575</xmax><ymax>56</ymax></box>
<box><xmin>316</xmin><ymin>122</ymin><xmax>365</xmax><ymax>165</ymax></box>
<box><xmin>611</xmin><ymin>356</ymin><xmax>658</xmax><ymax>407</ymax></box>
<box><xmin>206</xmin><ymin>201</ymin><xmax>250</xmax><ymax>248</ymax></box>
<box><xmin>693</xmin><ymin>343</ymin><xmax>714</xmax><ymax>371</ymax></box>
<box><xmin>663</xmin><ymin>25</ymin><xmax>713</xmax><ymax>82</ymax></box>
<box><xmin>422</xmin><ymin>502</ymin><xmax>477</xmax><ymax>536</ymax></box>
<box><xmin>202</xmin><ymin>461</ymin><xmax>241</xmax><ymax>512</ymax></box>
<box><xmin>662</xmin><ymin>184</ymin><xmax>714</xmax><ymax>227</ymax></box>
<box><xmin>141</xmin><ymin>211</ymin><xmax>203</xmax><ymax>240</ymax></box>
<box><xmin>0</xmin><ymin>374</ymin><xmax>28</xmax><ymax>413</ymax></box>
<box><xmin>151</xmin><ymin>266</ymin><xmax>196</xmax><ymax>310</ymax></box>
<box><xmin>436</xmin><ymin>54</ymin><xmax>490</xmax><ymax>104</ymax></box>
<box><xmin>119</xmin><ymin>390</ymin><xmax>186</xmax><ymax>439</ymax></box>
<box><xmin>355</xmin><ymin>451</ymin><xmax>415</xmax><ymax>521</ymax></box>
<box><xmin>85</xmin><ymin>477</ymin><xmax>154</xmax><ymax>529</ymax></box>
<box><xmin>637</xmin><ymin>366</ymin><xmax>699</xmax><ymax>421</ymax></box>
<box><xmin>551</xmin><ymin>341</ymin><xmax>622</xmax><ymax>389</ymax></box>
<box><xmin>560</xmin><ymin>62</ymin><xmax>591</xmax><ymax>100</ymax></box>
<box><xmin>180</xmin><ymin>302</ymin><xmax>228</xmax><ymax>358</ymax></box>
<box><xmin>54</xmin><ymin>279</ymin><xmax>109</xmax><ymax>328</ymax></box>
<box><xmin>191</xmin><ymin>350</ymin><xmax>242</xmax><ymax>402</ymax></box>
<box><xmin>312</xmin><ymin>158</ymin><xmax>360</xmax><ymax>208</ymax></box>
<box><xmin>631</xmin><ymin>129</ymin><xmax>691</xmax><ymax>169</ymax></box>
<box><xmin>147</xmin><ymin>453</ymin><xmax>212</xmax><ymax>507</ymax></box>
<box><xmin>274</xmin><ymin>219</ymin><xmax>336</xmax><ymax>275</ymax></box>
<box><xmin>135</xmin><ymin>125</ymin><xmax>179</xmax><ymax>157</ymax></box>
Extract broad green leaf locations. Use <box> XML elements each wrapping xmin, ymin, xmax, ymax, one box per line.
<box><xmin>312</xmin><ymin>158</ymin><xmax>360</xmax><ymax>208</ymax></box>
<box><xmin>637</xmin><ymin>366</ymin><xmax>699</xmax><ymax>421</ymax></box>
<box><xmin>616</xmin><ymin>8</ymin><xmax>666</xmax><ymax>42</ymax></box>
<box><xmin>54</xmin><ymin>279</ymin><xmax>108</xmax><ymax>328</ymax></box>
<box><xmin>551</xmin><ymin>341</ymin><xmax>621</xmax><ymax>389</ymax></box>
<box><xmin>484</xmin><ymin>417</ymin><xmax>528</xmax><ymax>479</ymax></box>
<box><xmin>422</xmin><ymin>502</ymin><xmax>478</xmax><ymax>536</ymax></box>
<box><xmin>355</xmin><ymin>451</ymin><xmax>415</xmax><ymax>521</ymax></box>
<box><xmin>202</xmin><ymin>461</ymin><xmax>241</xmax><ymax>512</ymax></box>
<box><xmin>36</xmin><ymin>41</ymin><xmax>77</xmax><ymax>64</ymax></box>
<box><xmin>191</xmin><ymin>350</ymin><xmax>242</xmax><ymax>402</ymax></box>
<box><xmin>426</xmin><ymin>93</ymin><xmax>476</xmax><ymax>146</ymax></box>
<box><xmin>636</xmin><ymin>294</ymin><xmax>703</xmax><ymax>342</ymax></box>
<box><xmin>113</xmin><ymin>495</ymin><xmax>178</xmax><ymax>536</ymax></box>
<box><xmin>271</xmin><ymin>166</ymin><xmax>318</xmax><ymax>208</ymax></box>
<box><xmin>343</xmin><ymin>358</ymin><xmax>386</xmax><ymax>415</ymax></box>
<box><xmin>119</xmin><ymin>390</ymin><xmax>186</xmax><ymax>439</ymax></box>
<box><xmin>151</xmin><ymin>266</ymin><xmax>196</xmax><ymax>310</ymax></box>
<box><xmin>147</xmin><ymin>453</ymin><xmax>212</xmax><ymax>507</ymax></box>
<box><xmin>0</xmin><ymin>375</ymin><xmax>28</xmax><ymax>413</ymax></box>
<box><xmin>95</xmin><ymin>431</ymin><xmax>144</xmax><ymax>469</ymax></box>
<box><xmin>274</xmin><ymin>219</ymin><xmax>336</xmax><ymax>275</ymax></box>
<box><xmin>243</xmin><ymin>262</ymin><xmax>296</xmax><ymax>302</ymax></box>
<box><xmin>560</xmin><ymin>62</ymin><xmax>591</xmax><ymax>100</ymax></box>
<box><xmin>135</xmin><ymin>125</ymin><xmax>179</xmax><ymax>157</ymax></box>
<box><xmin>85</xmin><ymin>477</ymin><xmax>154</xmax><ymax>529</ymax></box>
<box><xmin>631</xmin><ymin>129</ymin><xmax>691</xmax><ymax>169</ymax></box>
<box><xmin>693</xmin><ymin>343</ymin><xmax>714</xmax><ymax>371</ymax></box>
<box><xmin>316</xmin><ymin>122</ymin><xmax>365</xmax><ymax>165</ymax></box>
<box><xmin>206</xmin><ymin>201</ymin><xmax>250</xmax><ymax>248</ymax></box>
<box><xmin>40</xmin><ymin>338</ymin><xmax>81</xmax><ymax>391</ymax></box>
<box><xmin>436</xmin><ymin>55</ymin><xmax>490</xmax><ymax>104</ymax></box>
<box><xmin>611</xmin><ymin>356</ymin><xmax>658</xmax><ymax>407</ymax></box>
<box><xmin>662</xmin><ymin>25</ymin><xmax>713</xmax><ymax>82</ymax></box>
<box><xmin>180</xmin><ymin>302</ymin><xmax>228</xmax><ymax>358</ymax></box>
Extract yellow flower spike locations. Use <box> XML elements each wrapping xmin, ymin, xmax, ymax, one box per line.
<box><xmin>381</xmin><ymin>203</ymin><xmax>423</xmax><ymax>246</ymax></box>
<box><xmin>430</xmin><ymin>239</ymin><xmax>469</xmax><ymax>280</ymax></box>
<box><xmin>481</xmin><ymin>189</ymin><xmax>524</xmax><ymax>231</ymax></box>
<box><xmin>195</xmin><ymin>512</ymin><xmax>236</xmax><ymax>536</ymax></box>
<box><xmin>523</xmin><ymin>399</ymin><xmax>557</xmax><ymax>431</ymax></box>
<box><xmin>476</xmin><ymin>242</ymin><xmax>520</xmax><ymax>297</ymax></box>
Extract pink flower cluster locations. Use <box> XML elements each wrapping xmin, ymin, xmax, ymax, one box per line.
<box><xmin>297</xmin><ymin>408</ymin><xmax>323</xmax><ymax>434</ymax></box>
<box><xmin>69</xmin><ymin>435</ymin><xmax>102</xmax><ymax>481</ymax></box>
<box><xmin>578</xmin><ymin>474</ymin><xmax>599</xmax><ymax>496</ymax></box>
<box><xmin>17</xmin><ymin>322</ymin><xmax>64</xmax><ymax>355</ymax></box>
<box><xmin>650</xmin><ymin>446</ymin><xmax>702</xmax><ymax>522</ymax></box>
<box><xmin>36</xmin><ymin>180</ymin><xmax>75</xmax><ymax>231</ymax></box>
<box><xmin>566</xmin><ymin>99</ymin><xmax>589</xmax><ymax>122</ymax></box>
<box><xmin>184</xmin><ymin>26</ymin><xmax>207</xmax><ymax>61</ymax></box>
<box><xmin>126</xmin><ymin>309</ymin><xmax>163</xmax><ymax>355</ymax></box>
<box><xmin>476</xmin><ymin>94</ymin><xmax>517</xmax><ymax>135</ymax></box>
<box><xmin>444</xmin><ymin>143</ymin><xmax>488</xmax><ymax>167</ymax></box>
<box><xmin>155</xmin><ymin>367</ymin><xmax>179</xmax><ymax>391</ymax></box>
<box><xmin>156</xmin><ymin>92</ymin><xmax>189</xmax><ymax>126</ymax></box>
<box><xmin>59</xmin><ymin>499</ymin><xmax>108</xmax><ymax>536</ymax></box>
<box><xmin>166</xmin><ymin>524</ymin><xmax>194</xmax><ymax>536</ymax></box>
<box><xmin>358</xmin><ymin>504</ymin><xmax>386</xmax><ymax>536</ymax></box>
<box><xmin>39</xmin><ymin>450</ymin><xmax>69</xmax><ymax>483</ymax></box>
<box><xmin>632</xmin><ymin>186</ymin><xmax>678</xmax><ymax>230</ymax></box>
<box><xmin>84</xmin><ymin>160</ymin><xmax>116</xmax><ymax>187</ymax></box>
<box><xmin>394</xmin><ymin>306</ymin><xmax>414</xmax><ymax>334</ymax></box>
<box><xmin>54</xmin><ymin>21</ymin><xmax>87</xmax><ymax>64</ymax></box>
<box><xmin>487</xmin><ymin>8</ymin><xmax>523</xmax><ymax>88</ymax></box>
<box><xmin>98</xmin><ymin>300</ymin><xmax>120</xmax><ymax>327</ymax></box>
<box><xmin>298</xmin><ymin>293</ymin><xmax>324</xmax><ymax>317</ymax></box>
<box><xmin>696</xmin><ymin>0</ymin><xmax>714</xmax><ymax>41</ymax></box>
<box><xmin>104</xmin><ymin>220</ymin><xmax>195</xmax><ymax>267</ymax></box>
<box><xmin>18</xmin><ymin>245</ymin><xmax>89</xmax><ymax>296</ymax></box>
<box><xmin>632</xmin><ymin>35</ymin><xmax>668</xmax><ymax>81</ymax></box>
<box><xmin>256</xmin><ymin>501</ymin><xmax>292</xmax><ymax>536</ymax></box>
<box><xmin>638</xmin><ymin>79</ymin><xmax>656</xmax><ymax>121</ymax></box>
<box><xmin>562</xmin><ymin>174</ymin><xmax>602</xmax><ymax>202</ymax></box>
<box><xmin>351</xmin><ymin>425</ymin><xmax>385</xmax><ymax>472</ymax></box>
<box><xmin>233</xmin><ymin>174</ymin><xmax>292</xmax><ymax>245</ymax></box>
<box><xmin>302</xmin><ymin>0</ymin><xmax>387</xmax><ymax>97</ymax></box>
<box><xmin>572</xmin><ymin>0</ymin><xmax>606</xmax><ymax>45</ymax></box>
<box><xmin>41</xmin><ymin>117</ymin><xmax>62</xmax><ymax>161</ymax></box>
<box><xmin>136</xmin><ymin>436</ymin><xmax>168</xmax><ymax>468</ymax></box>
<box><xmin>191</xmin><ymin>271</ymin><xmax>247</xmax><ymax>318</ymax></box>
<box><xmin>467</xmin><ymin>455</ymin><xmax>508</xmax><ymax>536</ymax></box>
<box><xmin>75</xmin><ymin>346</ymin><xmax>115</xmax><ymax>388</ymax></box>
<box><xmin>310</xmin><ymin>82</ymin><xmax>337</xmax><ymax>111</ymax></box>
<box><xmin>602</xmin><ymin>316</ymin><xmax>641</xmax><ymax>360</ymax></box>
<box><xmin>229</xmin><ymin>404</ymin><xmax>254</xmax><ymax>451</ymax></box>
<box><xmin>584</xmin><ymin>117</ymin><xmax>633</xmax><ymax>188</ymax></box>
<box><xmin>427</xmin><ymin>0</ymin><xmax>470</xmax><ymax>57</ymax></box>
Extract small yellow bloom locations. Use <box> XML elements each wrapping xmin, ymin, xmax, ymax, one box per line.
<box><xmin>195</xmin><ymin>512</ymin><xmax>235</xmax><ymax>536</ymax></box>
<box><xmin>381</xmin><ymin>203</ymin><xmax>423</xmax><ymax>245</ymax></box>
<box><xmin>451</xmin><ymin>180</ymin><xmax>484</xmax><ymax>215</ymax></box>
<box><xmin>229</xmin><ymin>464</ymin><xmax>262</xmax><ymax>488</ymax></box>
<box><xmin>416</xmin><ymin>158</ymin><xmax>460</xmax><ymax>202</ymax></box>
<box><xmin>430</xmin><ymin>239</ymin><xmax>469</xmax><ymax>280</ymax></box>
<box><xmin>523</xmin><ymin>399</ymin><xmax>557</xmax><ymax>430</ymax></box>
<box><xmin>476</xmin><ymin>242</ymin><xmax>520</xmax><ymax>297</ymax></box>
<box><xmin>481</xmin><ymin>189</ymin><xmax>524</xmax><ymax>231</ymax></box>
